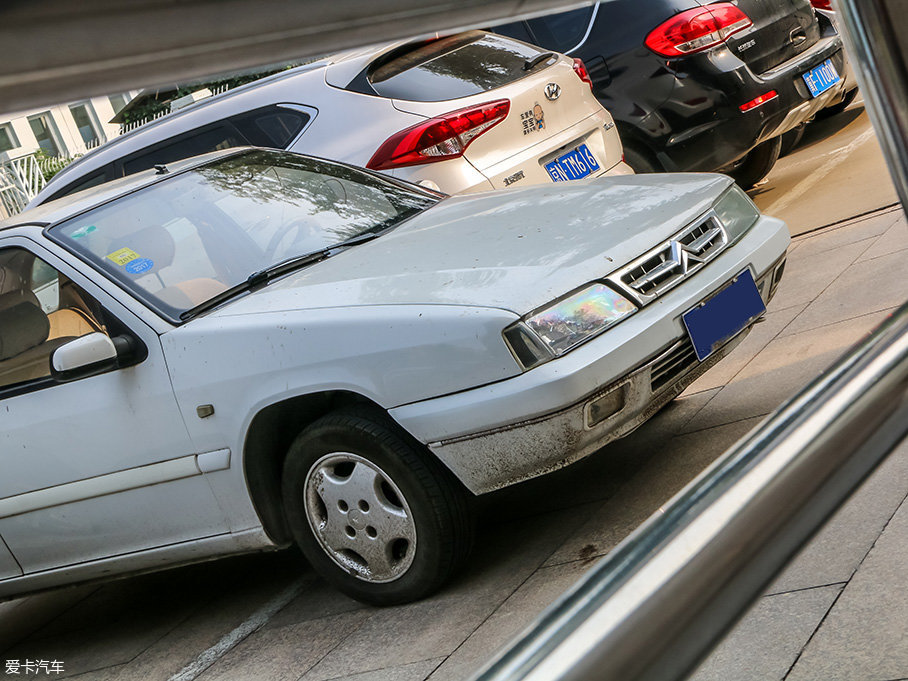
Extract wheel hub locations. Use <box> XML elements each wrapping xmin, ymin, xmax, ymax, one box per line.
<box><xmin>304</xmin><ymin>452</ymin><xmax>417</xmax><ymax>583</ymax></box>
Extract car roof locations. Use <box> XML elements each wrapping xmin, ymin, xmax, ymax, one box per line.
<box><xmin>32</xmin><ymin>31</ymin><xmax>509</xmax><ymax>206</ymax></box>
<box><xmin>34</xmin><ymin>41</ymin><xmax>411</xmax><ymax>201</ymax></box>
<box><xmin>2</xmin><ymin>148</ymin><xmax>247</xmax><ymax>230</ymax></box>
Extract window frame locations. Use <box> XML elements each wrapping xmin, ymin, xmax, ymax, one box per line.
<box><xmin>0</xmin><ymin>237</ymin><xmax>148</xmax><ymax>401</ymax></box>
<box><xmin>0</xmin><ymin>123</ymin><xmax>20</xmax><ymax>153</ymax></box>
<box><xmin>68</xmin><ymin>101</ymin><xmax>106</xmax><ymax>148</ymax></box>
<box><xmin>26</xmin><ymin>112</ymin><xmax>67</xmax><ymax>157</ymax></box>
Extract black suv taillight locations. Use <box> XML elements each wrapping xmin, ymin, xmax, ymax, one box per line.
<box><xmin>645</xmin><ymin>3</ymin><xmax>753</xmax><ymax>58</ymax></box>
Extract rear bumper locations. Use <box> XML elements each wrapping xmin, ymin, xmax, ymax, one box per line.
<box><xmin>390</xmin><ymin>107</ymin><xmax>630</xmax><ymax>194</ymax></box>
<box><xmin>391</xmin><ymin>215</ymin><xmax>790</xmax><ymax>494</ymax></box>
<box><xmin>654</xmin><ymin>35</ymin><xmax>847</xmax><ymax>171</ymax></box>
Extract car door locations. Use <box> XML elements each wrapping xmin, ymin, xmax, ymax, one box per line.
<box><xmin>0</xmin><ymin>237</ymin><xmax>230</xmax><ymax>574</ymax></box>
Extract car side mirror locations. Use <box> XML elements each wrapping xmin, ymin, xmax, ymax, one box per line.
<box><xmin>51</xmin><ymin>332</ymin><xmax>132</xmax><ymax>381</ymax></box>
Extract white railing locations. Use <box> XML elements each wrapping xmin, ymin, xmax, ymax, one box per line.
<box><xmin>0</xmin><ymin>168</ymin><xmax>27</xmax><ymax>219</ymax></box>
<box><xmin>0</xmin><ymin>153</ymin><xmax>46</xmax><ymax>216</ymax></box>
<box><xmin>7</xmin><ymin>153</ymin><xmax>45</xmax><ymax>198</ymax></box>
<box><xmin>117</xmin><ymin>83</ymin><xmax>233</xmax><ymax>136</ymax></box>
<box><xmin>119</xmin><ymin>108</ymin><xmax>170</xmax><ymax>135</ymax></box>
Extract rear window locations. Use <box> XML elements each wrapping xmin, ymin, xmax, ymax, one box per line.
<box><xmin>121</xmin><ymin>107</ymin><xmax>310</xmax><ymax>176</ymax></box>
<box><xmin>526</xmin><ymin>7</ymin><xmax>595</xmax><ymax>53</ymax></box>
<box><xmin>366</xmin><ymin>31</ymin><xmax>552</xmax><ymax>102</ymax></box>
<box><xmin>231</xmin><ymin>107</ymin><xmax>310</xmax><ymax>148</ymax></box>
<box><xmin>44</xmin><ymin>106</ymin><xmax>312</xmax><ymax>205</ymax></box>
<box><xmin>122</xmin><ymin>125</ymin><xmax>244</xmax><ymax>175</ymax></box>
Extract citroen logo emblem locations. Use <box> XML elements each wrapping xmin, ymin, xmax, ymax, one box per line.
<box><xmin>630</xmin><ymin>240</ymin><xmax>707</xmax><ymax>291</ymax></box>
<box><xmin>544</xmin><ymin>83</ymin><xmax>561</xmax><ymax>101</ymax></box>
<box><xmin>669</xmin><ymin>240</ymin><xmax>705</xmax><ymax>274</ymax></box>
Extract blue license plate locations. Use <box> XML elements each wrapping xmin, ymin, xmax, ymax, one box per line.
<box><xmin>802</xmin><ymin>59</ymin><xmax>841</xmax><ymax>98</ymax></box>
<box><xmin>545</xmin><ymin>144</ymin><xmax>601</xmax><ymax>182</ymax></box>
<box><xmin>682</xmin><ymin>270</ymin><xmax>766</xmax><ymax>361</ymax></box>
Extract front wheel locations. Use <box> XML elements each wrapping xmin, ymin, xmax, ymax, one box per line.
<box><xmin>281</xmin><ymin>408</ymin><xmax>473</xmax><ymax>605</ymax></box>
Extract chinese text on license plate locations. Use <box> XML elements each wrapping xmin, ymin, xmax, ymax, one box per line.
<box><xmin>545</xmin><ymin>144</ymin><xmax>601</xmax><ymax>182</ymax></box>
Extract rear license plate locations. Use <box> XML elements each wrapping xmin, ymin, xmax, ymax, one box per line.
<box><xmin>802</xmin><ymin>59</ymin><xmax>841</xmax><ymax>98</ymax></box>
<box><xmin>545</xmin><ymin>144</ymin><xmax>601</xmax><ymax>182</ymax></box>
<box><xmin>682</xmin><ymin>270</ymin><xmax>766</xmax><ymax>361</ymax></box>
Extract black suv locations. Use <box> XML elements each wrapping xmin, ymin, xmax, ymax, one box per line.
<box><xmin>494</xmin><ymin>0</ymin><xmax>846</xmax><ymax>187</ymax></box>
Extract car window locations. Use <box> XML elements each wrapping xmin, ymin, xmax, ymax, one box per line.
<box><xmin>231</xmin><ymin>108</ymin><xmax>310</xmax><ymax>148</ymax></box>
<box><xmin>48</xmin><ymin>106</ymin><xmax>311</xmax><ymax>205</ymax></box>
<box><xmin>121</xmin><ymin>124</ymin><xmax>245</xmax><ymax>175</ymax></box>
<box><xmin>50</xmin><ymin>150</ymin><xmax>437</xmax><ymax>318</ymax></box>
<box><xmin>526</xmin><ymin>7</ymin><xmax>595</xmax><ymax>52</ymax></box>
<box><xmin>366</xmin><ymin>31</ymin><xmax>551</xmax><ymax>102</ymax></box>
<box><xmin>48</xmin><ymin>167</ymin><xmax>116</xmax><ymax>203</ymax></box>
<box><xmin>0</xmin><ymin>247</ymin><xmax>107</xmax><ymax>390</ymax></box>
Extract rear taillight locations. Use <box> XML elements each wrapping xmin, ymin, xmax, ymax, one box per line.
<box><xmin>645</xmin><ymin>3</ymin><xmax>753</xmax><ymax>58</ymax></box>
<box><xmin>573</xmin><ymin>58</ymin><xmax>593</xmax><ymax>90</ymax></box>
<box><xmin>810</xmin><ymin>0</ymin><xmax>833</xmax><ymax>9</ymax></box>
<box><xmin>366</xmin><ymin>100</ymin><xmax>510</xmax><ymax>170</ymax></box>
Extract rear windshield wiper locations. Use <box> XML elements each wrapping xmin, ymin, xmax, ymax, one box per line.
<box><xmin>524</xmin><ymin>52</ymin><xmax>556</xmax><ymax>71</ymax></box>
<box><xmin>179</xmin><ymin>231</ymin><xmax>385</xmax><ymax>320</ymax></box>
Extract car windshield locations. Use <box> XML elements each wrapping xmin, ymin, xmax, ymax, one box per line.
<box><xmin>49</xmin><ymin>150</ymin><xmax>438</xmax><ymax>318</ymax></box>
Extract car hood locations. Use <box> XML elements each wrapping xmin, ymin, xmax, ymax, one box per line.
<box><xmin>212</xmin><ymin>173</ymin><xmax>733</xmax><ymax>318</ymax></box>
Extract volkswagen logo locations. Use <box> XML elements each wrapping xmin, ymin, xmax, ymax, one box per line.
<box><xmin>544</xmin><ymin>83</ymin><xmax>561</xmax><ymax>101</ymax></box>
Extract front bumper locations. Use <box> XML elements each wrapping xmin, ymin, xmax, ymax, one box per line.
<box><xmin>391</xmin><ymin>215</ymin><xmax>790</xmax><ymax>494</ymax></box>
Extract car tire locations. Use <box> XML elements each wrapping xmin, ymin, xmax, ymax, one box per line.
<box><xmin>622</xmin><ymin>143</ymin><xmax>661</xmax><ymax>174</ymax></box>
<box><xmin>281</xmin><ymin>408</ymin><xmax>473</xmax><ymax>606</ymax></box>
<box><xmin>816</xmin><ymin>87</ymin><xmax>859</xmax><ymax>119</ymax></box>
<box><xmin>727</xmin><ymin>137</ymin><xmax>782</xmax><ymax>190</ymax></box>
<box><xmin>779</xmin><ymin>124</ymin><xmax>806</xmax><ymax>158</ymax></box>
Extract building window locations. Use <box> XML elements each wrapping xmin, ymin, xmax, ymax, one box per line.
<box><xmin>27</xmin><ymin>113</ymin><xmax>65</xmax><ymax>157</ymax></box>
<box><xmin>109</xmin><ymin>93</ymin><xmax>131</xmax><ymax>116</ymax></box>
<box><xmin>69</xmin><ymin>102</ymin><xmax>105</xmax><ymax>149</ymax></box>
<box><xmin>0</xmin><ymin>124</ymin><xmax>19</xmax><ymax>153</ymax></box>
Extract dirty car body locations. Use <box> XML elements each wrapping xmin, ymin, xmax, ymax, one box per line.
<box><xmin>0</xmin><ymin>148</ymin><xmax>788</xmax><ymax>604</ymax></box>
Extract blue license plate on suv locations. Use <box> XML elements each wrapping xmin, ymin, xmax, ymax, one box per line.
<box><xmin>545</xmin><ymin>144</ymin><xmax>601</xmax><ymax>182</ymax></box>
<box><xmin>802</xmin><ymin>59</ymin><xmax>841</xmax><ymax>98</ymax></box>
<box><xmin>682</xmin><ymin>270</ymin><xmax>766</xmax><ymax>361</ymax></box>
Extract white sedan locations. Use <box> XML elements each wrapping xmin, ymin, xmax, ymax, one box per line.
<box><xmin>0</xmin><ymin>148</ymin><xmax>788</xmax><ymax>604</ymax></box>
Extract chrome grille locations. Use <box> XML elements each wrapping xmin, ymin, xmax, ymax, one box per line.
<box><xmin>651</xmin><ymin>339</ymin><xmax>699</xmax><ymax>393</ymax></box>
<box><xmin>609</xmin><ymin>212</ymin><xmax>728</xmax><ymax>305</ymax></box>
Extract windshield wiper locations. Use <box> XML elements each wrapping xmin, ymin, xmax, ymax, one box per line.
<box><xmin>179</xmin><ymin>231</ymin><xmax>385</xmax><ymax>320</ymax></box>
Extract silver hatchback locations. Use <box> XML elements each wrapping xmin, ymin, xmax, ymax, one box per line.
<box><xmin>31</xmin><ymin>31</ymin><xmax>631</xmax><ymax>206</ymax></box>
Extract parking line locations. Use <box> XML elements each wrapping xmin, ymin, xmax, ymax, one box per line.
<box><xmin>166</xmin><ymin>579</ymin><xmax>305</xmax><ymax>681</ymax></box>
<box><xmin>764</xmin><ymin>126</ymin><xmax>877</xmax><ymax>216</ymax></box>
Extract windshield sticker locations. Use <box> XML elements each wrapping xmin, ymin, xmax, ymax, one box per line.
<box><xmin>106</xmin><ymin>247</ymin><xmax>141</xmax><ymax>266</ymax></box>
<box><xmin>124</xmin><ymin>258</ymin><xmax>154</xmax><ymax>275</ymax></box>
<box><xmin>71</xmin><ymin>224</ymin><xmax>97</xmax><ymax>239</ymax></box>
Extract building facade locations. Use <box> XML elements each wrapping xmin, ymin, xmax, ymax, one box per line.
<box><xmin>0</xmin><ymin>92</ymin><xmax>135</xmax><ymax>163</ymax></box>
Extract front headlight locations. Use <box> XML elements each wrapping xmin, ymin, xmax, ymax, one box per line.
<box><xmin>505</xmin><ymin>283</ymin><xmax>638</xmax><ymax>368</ymax></box>
<box><xmin>713</xmin><ymin>185</ymin><xmax>760</xmax><ymax>242</ymax></box>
